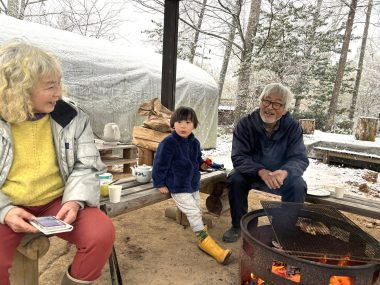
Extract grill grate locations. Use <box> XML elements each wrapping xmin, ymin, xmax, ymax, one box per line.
<box><xmin>260</xmin><ymin>201</ymin><xmax>380</xmax><ymax>263</ymax></box>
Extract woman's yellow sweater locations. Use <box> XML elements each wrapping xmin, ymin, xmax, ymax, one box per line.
<box><xmin>2</xmin><ymin>115</ymin><xmax>64</xmax><ymax>206</ymax></box>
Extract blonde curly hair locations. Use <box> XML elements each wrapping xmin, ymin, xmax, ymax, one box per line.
<box><xmin>0</xmin><ymin>39</ymin><xmax>64</xmax><ymax>123</ymax></box>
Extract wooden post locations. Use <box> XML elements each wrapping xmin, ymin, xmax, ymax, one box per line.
<box><xmin>354</xmin><ymin>116</ymin><xmax>378</xmax><ymax>141</ymax></box>
<box><xmin>122</xmin><ymin>147</ymin><xmax>137</xmax><ymax>173</ymax></box>
<box><xmin>161</xmin><ymin>0</ymin><xmax>181</xmax><ymax>110</ymax></box>
<box><xmin>10</xmin><ymin>235</ymin><xmax>50</xmax><ymax>285</ymax></box>
<box><xmin>137</xmin><ymin>147</ymin><xmax>154</xmax><ymax>166</ymax></box>
<box><xmin>299</xmin><ymin>119</ymin><xmax>315</xmax><ymax>134</ymax></box>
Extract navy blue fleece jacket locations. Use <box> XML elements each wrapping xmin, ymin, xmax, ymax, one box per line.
<box><xmin>231</xmin><ymin>109</ymin><xmax>309</xmax><ymax>179</ymax></box>
<box><xmin>152</xmin><ymin>131</ymin><xmax>203</xmax><ymax>193</ymax></box>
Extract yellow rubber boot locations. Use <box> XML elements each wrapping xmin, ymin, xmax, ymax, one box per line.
<box><xmin>198</xmin><ymin>235</ymin><xmax>232</xmax><ymax>264</ymax></box>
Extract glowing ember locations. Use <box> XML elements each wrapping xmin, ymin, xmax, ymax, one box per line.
<box><xmin>318</xmin><ymin>255</ymin><xmax>354</xmax><ymax>285</ymax></box>
<box><xmin>243</xmin><ymin>272</ymin><xmax>266</xmax><ymax>285</ymax></box>
<box><xmin>271</xmin><ymin>261</ymin><xmax>301</xmax><ymax>283</ymax></box>
<box><xmin>244</xmin><ymin>256</ymin><xmax>354</xmax><ymax>285</ymax></box>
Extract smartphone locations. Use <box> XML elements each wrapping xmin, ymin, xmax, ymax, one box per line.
<box><xmin>30</xmin><ymin>216</ymin><xmax>73</xmax><ymax>234</ymax></box>
<box><xmin>32</xmin><ymin>216</ymin><xmax>67</xmax><ymax>229</ymax></box>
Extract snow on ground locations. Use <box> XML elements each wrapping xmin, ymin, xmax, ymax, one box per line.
<box><xmin>203</xmin><ymin>130</ymin><xmax>380</xmax><ymax>201</ymax></box>
<box><xmin>304</xmin><ymin>130</ymin><xmax>380</xmax><ymax>148</ymax></box>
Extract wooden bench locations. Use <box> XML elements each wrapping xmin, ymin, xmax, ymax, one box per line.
<box><xmin>10</xmin><ymin>170</ymin><xmax>228</xmax><ymax>285</ymax></box>
<box><xmin>314</xmin><ymin>146</ymin><xmax>380</xmax><ymax>171</ymax></box>
<box><xmin>99</xmin><ymin>170</ymin><xmax>228</xmax><ymax>217</ymax></box>
<box><xmin>306</xmin><ymin>192</ymin><xmax>380</xmax><ymax>220</ymax></box>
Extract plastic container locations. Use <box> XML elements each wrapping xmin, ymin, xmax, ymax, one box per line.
<box><xmin>99</xmin><ymin>173</ymin><xmax>113</xmax><ymax>197</ymax></box>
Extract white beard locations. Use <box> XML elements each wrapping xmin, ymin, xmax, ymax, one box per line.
<box><xmin>260</xmin><ymin>109</ymin><xmax>279</xmax><ymax>125</ymax></box>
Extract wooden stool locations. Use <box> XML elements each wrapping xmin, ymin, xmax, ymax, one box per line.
<box><xmin>299</xmin><ymin>119</ymin><xmax>315</xmax><ymax>134</ymax></box>
<box><xmin>355</xmin><ymin>116</ymin><xmax>379</xmax><ymax>141</ymax></box>
<box><xmin>10</xmin><ymin>234</ymin><xmax>50</xmax><ymax>285</ymax></box>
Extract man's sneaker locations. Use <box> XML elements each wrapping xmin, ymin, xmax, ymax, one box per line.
<box><xmin>222</xmin><ymin>226</ymin><xmax>241</xmax><ymax>243</ymax></box>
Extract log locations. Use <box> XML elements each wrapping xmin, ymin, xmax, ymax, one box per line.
<box><xmin>199</xmin><ymin>172</ymin><xmax>227</xmax><ymax>193</ymax></box>
<box><xmin>132</xmin><ymin>126</ymin><xmax>170</xmax><ymax>151</ymax></box>
<box><xmin>132</xmin><ymin>126</ymin><xmax>170</xmax><ymax>164</ymax></box>
<box><xmin>299</xmin><ymin>119</ymin><xmax>315</xmax><ymax>134</ymax></box>
<box><xmin>133</xmin><ymin>126</ymin><xmax>170</xmax><ymax>142</ymax></box>
<box><xmin>354</xmin><ymin>116</ymin><xmax>378</xmax><ymax>141</ymax></box>
<box><xmin>132</xmin><ymin>138</ymin><xmax>159</xmax><ymax>152</ymax></box>
<box><xmin>205</xmin><ymin>189</ymin><xmax>230</xmax><ymax>216</ymax></box>
<box><xmin>10</xmin><ymin>234</ymin><xmax>50</xmax><ymax>285</ymax></box>
<box><xmin>164</xmin><ymin>206</ymin><xmax>212</xmax><ymax>228</ymax></box>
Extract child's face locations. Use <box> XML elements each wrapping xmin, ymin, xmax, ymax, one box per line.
<box><xmin>31</xmin><ymin>74</ymin><xmax>62</xmax><ymax>113</ymax></box>
<box><xmin>174</xmin><ymin>120</ymin><xmax>194</xmax><ymax>138</ymax></box>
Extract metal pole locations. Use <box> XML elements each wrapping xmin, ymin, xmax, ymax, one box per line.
<box><xmin>161</xmin><ymin>0</ymin><xmax>180</xmax><ymax>111</ymax></box>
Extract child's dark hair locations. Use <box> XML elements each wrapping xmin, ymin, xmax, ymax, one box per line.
<box><xmin>170</xmin><ymin>106</ymin><xmax>199</xmax><ymax>129</ymax></box>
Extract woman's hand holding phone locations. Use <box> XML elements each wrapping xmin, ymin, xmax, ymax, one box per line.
<box><xmin>55</xmin><ymin>201</ymin><xmax>80</xmax><ymax>224</ymax></box>
<box><xmin>4</xmin><ymin>207</ymin><xmax>39</xmax><ymax>233</ymax></box>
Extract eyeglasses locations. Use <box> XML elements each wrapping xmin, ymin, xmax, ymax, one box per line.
<box><xmin>261</xmin><ymin>99</ymin><xmax>284</xmax><ymax>110</ymax></box>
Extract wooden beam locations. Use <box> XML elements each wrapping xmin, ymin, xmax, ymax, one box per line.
<box><xmin>161</xmin><ymin>0</ymin><xmax>181</xmax><ymax>110</ymax></box>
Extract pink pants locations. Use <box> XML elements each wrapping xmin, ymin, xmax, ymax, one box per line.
<box><xmin>0</xmin><ymin>198</ymin><xmax>115</xmax><ymax>285</ymax></box>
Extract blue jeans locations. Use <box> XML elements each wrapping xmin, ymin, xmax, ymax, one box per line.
<box><xmin>227</xmin><ymin>169</ymin><xmax>307</xmax><ymax>228</ymax></box>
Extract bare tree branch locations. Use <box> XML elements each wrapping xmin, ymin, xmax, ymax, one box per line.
<box><xmin>0</xmin><ymin>0</ymin><xmax>7</xmax><ymax>12</ymax></box>
<box><xmin>256</xmin><ymin>0</ymin><xmax>274</xmax><ymax>56</ymax></box>
<box><xmin>180</xmin><ymin>16</ymin><xmax>243</xmax><ymax>52</ymax></box>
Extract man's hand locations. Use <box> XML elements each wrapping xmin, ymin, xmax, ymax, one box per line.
<box><xmin>258</xmin><ymin>169</ymin><xmax>288</xmax><ymax>190</ymax></box>
<box><xmin>158</xmin><ymin>186</ymin><xmax>169</xmax><ymax>194</ymax></box>
<box><xmin>271</xmin><ymin>170</ymin><xmax>288</xmax><ymax>185</ymax></box>
<box><xmin>55</xmin><ymin>201</ymin><xmax>80</xmax><ymax>224</ymax></box>
<box><xmin>4</xmin><ymin>207</ymin><xmax>39</xmax><ymax>233</ymax></box>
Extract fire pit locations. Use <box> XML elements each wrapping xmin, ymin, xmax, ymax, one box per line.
<box><xmin>240</xmin><ymin>203</ymin><xmax>380</xmax><ymax>285</ymax></box>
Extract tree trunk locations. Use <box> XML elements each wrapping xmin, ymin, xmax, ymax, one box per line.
<box><xmin>189</xmin><ymin>0</ymin><xmax>207</xmax><ymax>63</ymax></box>
<box><xmin>7</xmin><ymin>0</ymin><xmax>20</xmax><ymax>18</ymax></box>
<box><xmin>217</xmin><ymin>0</ymin><xmax>241</xmax><ymax>102</ymax></box>
<box><xmin>233</xmin><ymin>0</ymin><xmax>262</xmax><ymax>125</ymax></box>
<box><xmin>18</xmin><ymin>0</ymin><xmax>28</xmax><ymax>20</ymax></box>
<box><xmin>325</xmin><ymin>0</ymin><xmax>358</xmax><ymax>131</ymax></box>
<box><xmin>349</xmin><ymin>0</ymin><xmax>373</xmax><ymax>121</ymax></box>
<box><xmin>354</xmin><ymin>116</ymin><xmax>378</xmax><ymax>141</ymax></box>
<box><xmin>205</xmin><ymin>191</ymin><xmax>230</xmax><ymax>216</ymax></box>
<box><xmin>293</xmin><ymin>0</ymin><xmax>323</xmax><ymax>113</ymax></box>
<box><xmin>299</xmin><ymin>119</ymin><xmax>315</xmax><ymax>135</ymax></box>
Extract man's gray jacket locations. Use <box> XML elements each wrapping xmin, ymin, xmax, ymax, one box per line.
<box><xmin>0</xmin><ymin>98</ymin><xmax>106</xmax><ymax>224</ymax></box>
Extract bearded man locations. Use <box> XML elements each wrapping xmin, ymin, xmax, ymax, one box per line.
<box><xmin>222</xmin><ymin>83</ymin><xmax>309</xmax><ymax>243</ymax></box>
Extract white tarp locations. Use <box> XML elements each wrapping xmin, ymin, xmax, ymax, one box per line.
<box><xmin>0</xmin><ymin>15</ymin><xmax>218</xmax><ymax>148</ymax></box>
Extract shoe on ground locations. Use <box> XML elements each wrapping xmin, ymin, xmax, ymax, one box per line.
<box><xmin>222</xmin><ymin>226</ymin><xmax>241</xmax><ymax>243</ymax></box>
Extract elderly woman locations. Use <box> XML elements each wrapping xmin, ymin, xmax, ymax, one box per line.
<box><xmin>0</xmin><ymin>39</ymin><xmax>115</xmax><ymax>285</ymax></box>
<box><xmin>222</xmin><ymin>83</ymin><xmax>309</xmax><ymax>243</ymax></box>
